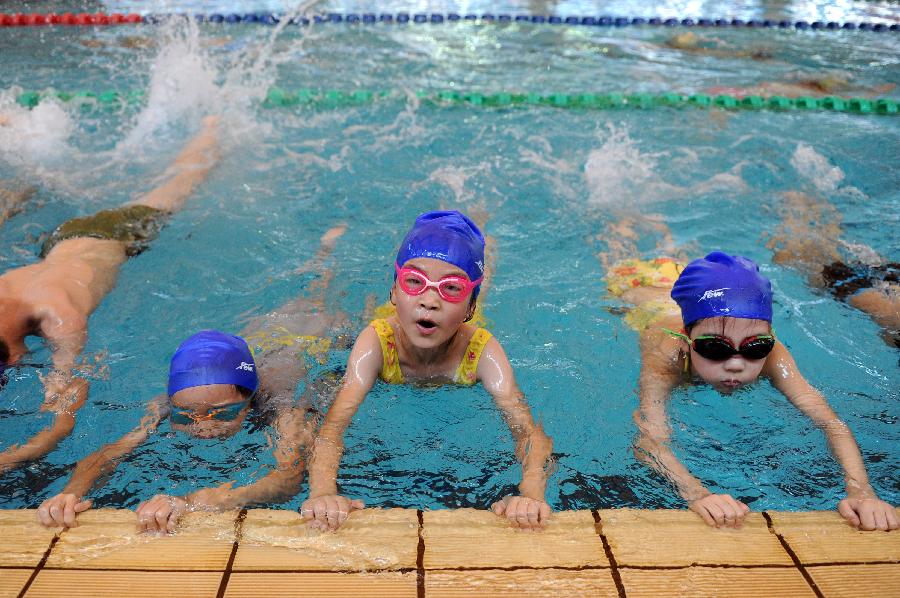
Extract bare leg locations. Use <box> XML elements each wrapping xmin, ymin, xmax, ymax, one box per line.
<box><xmin>767</xmin><ymin>191</ymin><xmax>842</xmax><ymax>286</ymax></box>
<box><xmin>850</xmin><ymin>286</ymin><xmax>900</xmax><ymax>347</ymax></box>
<box><xmin>243</xmin><ymin>225</ymin><xmax>348</xmax><ymax>402</ymax></box>
<box><xmin>129</xmin><ymin>116</ymin><xmax>220</xmax><ymax>213</ymax></box>
<box><xmin>599</xmin><ymin>213</ymin><xmax>681</xmax><ymax>271</ymax></box>
<box><xmin>768</xmin><ymin>191</ymin><xmax>900</xmax><ymax>347</ymax></box>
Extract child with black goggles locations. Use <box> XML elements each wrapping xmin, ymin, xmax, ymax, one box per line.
<box><xmin>628</xmin><ymin>251</ymin><xmax>897</xmax><ymax>533</ymax></box>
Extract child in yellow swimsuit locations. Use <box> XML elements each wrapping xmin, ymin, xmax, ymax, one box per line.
<box><xmin>302</xmin><ymin>210</ymin><xmax>553</xmax><ymax>531</ymax></box>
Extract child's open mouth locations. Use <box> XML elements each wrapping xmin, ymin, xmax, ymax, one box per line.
<box><xmin>416</xmin><ymin>318</ymin><xmax>438</xmax><ymax>336</ymax></box>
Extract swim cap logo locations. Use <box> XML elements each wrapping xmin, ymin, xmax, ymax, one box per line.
<box><xmin>698</xmin><ymin>288</ymin><xmax>729</xmax><ymax>301</ymax></box>
<box><xmin>475</xmin><ymin>260</ymin><xmax>484</xmax><ymax>274</ymax></box>
<box><xmin>235</xmin><ymin>362</ymin><xmax>255</xmax><ymax>372</ymax></box>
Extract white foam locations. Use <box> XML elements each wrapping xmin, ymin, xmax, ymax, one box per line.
<box><xmin>790</xmin><ymin>143</ymin><xmax>844</xmax><ymax>193</ymax></box>
<box><xmin>0</xmin><ymin>95</ymin><xmax>75</xmax><ymax>168</ymax></box>
<box><xmin>582</xmin><ymin>123</ymin><xmax>747</xmax><ymax>207</ymax></box>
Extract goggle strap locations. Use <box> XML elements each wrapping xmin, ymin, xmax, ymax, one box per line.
<box><xmin>662</xmin><ymin>327</ymin><xmax>691</xmax><ymax>343</ymax></box>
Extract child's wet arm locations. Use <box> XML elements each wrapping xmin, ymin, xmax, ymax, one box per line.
<box><xmin>767</xmin><ymin>344</ymin><xmax>876</xmax><ymax>498</ymax></box>
<box><xmin>478</xmin><ymin>339</ymin><xmax>553</xmax><ymax>501</ymax></box>
<box><xmin>307</xmin><ymin>328</ymin><xmax>381</xmax><ymax>498</ymax></box>
<box><xmin>41</xmin><ymin>307</ymin><xmax>88</xmax><ymax>381</ymax></box>
<box><xmin>634</xmin><ymin>332</ymin><xmax>710</xmax><ymax>502</ymax></box>
<box><xmin>307</xmin><ymin>383</ymin><xmax>369</xmax><ymax>497</ymax></box>
<box><xmin>62</xmin><ymin>396</ymin><xmax>169</xmax><ymax>498</ymax></box>
<box><xmin>0</xmin><ymin>378</ymin><xmax>88</xmax><ymax>474</ymax></box>
<box><xmin>189</xmin><ymin>407</ymin><xmax>310</xmax><ymax>510</ymax></box>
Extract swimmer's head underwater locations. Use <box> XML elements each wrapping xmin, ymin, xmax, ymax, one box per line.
<box><xmin>391</xmin><ymin>210</ymin><xmax>486</xmax><ymax>348</ymax></box>
<box><xmin>669</xmin><ymin>251</ymin><xmax>775</xmax><ymax>394</ymax></box>
<box><xmin>167</xmin><ymin>330</ymin><xmax>258</xmax><ymax>438</ymax></box>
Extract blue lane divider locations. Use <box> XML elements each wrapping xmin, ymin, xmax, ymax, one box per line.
<box><xmin>137</xmin><ymin>13</ymin><xmax>898</xmax><ymax>32</ymax></box>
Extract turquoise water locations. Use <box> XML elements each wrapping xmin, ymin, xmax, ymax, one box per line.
<box><xmin>0</xmin><ymin>2</ymin><xmax>897</xmax><ymax>513</ymax></box>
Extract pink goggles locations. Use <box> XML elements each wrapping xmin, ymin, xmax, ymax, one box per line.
<box><xmin>394</xmin><ymin>263</ymin><xmax>482</xmax><ymax>303</ymax></box>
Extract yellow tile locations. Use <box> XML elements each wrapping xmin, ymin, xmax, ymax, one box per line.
<box><xmin>427</xmin><ymin>568</ymin><xmax>620</xmax><ymax>597</ymax></box>
<box><xmin>224</xmin><ymin>571</ymin><xmax>417</xmax><ymax>597</ymax></box>
<box><xmin>0</xmin><ymin>510</ymin><xmax>59</xmax><ymax>567</ymax></box>
<box><xmin>620</xmin><ymin>567</ymin><xmax>815</xmax><ymax>598</ymax></box>
<box><xmin>598</xmin><ymin>509</ymin><xmax>792</xmax><ymax>567</ymax></box>
<box><xmin>423</xmin><ymin>509</ymin><xmax>606</xmax><ymax>569</ymax></box>
<box><xmin>234</xmin><ymin>508</ymin><xmax>418</xmax><ymax>571</ymax></box>
<box><xmin>24</xmin><ymin>570</ymin><xmax>222</xmax><ymax>597</ymax></box>
<box><xmin>0</xmin><ymin>568</ymin><xmax>33</xmax><ymax>598</ymax></box>
<box><xmin>807</xmin><ymin>563</ymin><xmax>900</xmax><ymax>597</ymax></box>
<box><xmin>45</xmin><ymin>508</ymin><xmax>237</xmax><ymax>570</ymax></box>
<box><xmin>768</xmin><ymin>510</ymin><xmax>900</xmax><ymax>564</ymax></box>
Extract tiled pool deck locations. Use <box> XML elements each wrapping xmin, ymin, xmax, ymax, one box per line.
<box><xmin>1</xmin><ymin>507</ymin><xmax>897</xmax><ymax>597</ymax></box>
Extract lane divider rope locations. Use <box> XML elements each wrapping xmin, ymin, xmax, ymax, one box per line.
<box><xmin>0</xmin><ymin>12</ymin><xmax>897</xmax><ymax>32</ymax></box>
<box><xmin>14</xmin><ymin>88</ymin><xmax>900</xmax><ymax>116</ymax></box>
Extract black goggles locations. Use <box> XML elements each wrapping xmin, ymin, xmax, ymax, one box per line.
<box><xmin>690</xmin><ymin>334</ymin><xmax>775</xmax><ymax>361</ymax></box>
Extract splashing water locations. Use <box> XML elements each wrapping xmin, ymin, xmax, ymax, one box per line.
<box><xmin>790</xmin><ymin>142</ymin><xmax>845</xmax><ymax>194</ymax></box>
<box><xmin>0</xmin><ymin>95</ymin><xmax>75</xmax><ymax>177</ymax></box>
<box><xmin>1</xmin><ymin>2</ymin><xmax>324</xmax><ymax>200</ymax></box>
<box><xmin>583</xmin><ymin>123</ymin><xmax>747</xmax><ymax>209</ymax></box>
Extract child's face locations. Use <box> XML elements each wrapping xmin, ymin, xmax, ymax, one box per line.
<box><xmin>392</xmin><ymin>257</ymin><xmax>475</xmax><ymax>349</ymax></box>
<box><xmin>169</xmin><ymin>384</ymin><xmax>251</xmax><ymax>438</ymax></box>
<box><xmin>688</xmin><ymin>317</ymin><xmax>771</xmax><ymax>394</ymax></box>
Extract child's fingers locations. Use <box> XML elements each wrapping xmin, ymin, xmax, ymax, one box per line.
<box><xmin>490</xmin><ymin>500</ymin><xmax>506</xmax><ymax>516</ymax></box>
<box><xmin>873</xmin><ymin>509</ymin><xmax>888</xmax><ymax>532</ymax></box>
<box><xmin>722</xmin><ymin>497</ymin><xmax>746</xmax><ymax>528</ymax></box>
<box><xmin>502</xmin><ymin>498</ymin><xmax>521</xmax><ymax>528</ymax></box>
<box><xmin>312</xmin><ymin>502</ymin><xmax>330</xmax><ymax>527</ymax></box>
<box><xmin>154</xmin><ymin>506</ymin><xmax>171</xmax><ymax>533</ymax></box>
<box><xmin>62</xmin><ymin>496</ymin><xmax>80</xmax><ymax>528</ymax></box>
<box><xmin>350</xmin><ymin>499</ymin><xmax>365</xmax><ymax>511</ymax></box>
<box><xmin>324</xmin><ymin>497</ymin><xmax>342</xmax><ymax>530</ymax></box>
<box><xmin>167</xmin><ymin>511</ymin><xmax>179</xmax><ymax>533</ymax></box>
<box><xmin>539</xmin><ymin>502</ymin><xmax>551</xmax><ymax>524</ymax></box>
<box><xmin>48</xmin><ymin>502</ymin><xmax>65</xmax><ymax>526</ymax></box>
<box><xmin>707</xmin><ymin>502</ymin><xmax>726</xmax><ymax>527</ymax></box>
<box><xmin>36</xmin><ymin>502</ymin><xmax>53</xmax><ymax>527</ymax></box>
<box><xmin>75</xmin><ymin>499</ymin><xmax>93</xmax><ymax>513</ymax></box>
<box><xmin>38</xmin><ymin>503</ymin><xmax>56</xmax><ymax>526</ymax></box>
<box><xmin>137</xmin><ymin>497</ymin><xmax>167</xmax><ymax>533</ymax></box>
<box><xmin>858</xmin><ymin>506</ymin><xmax>877</xmax><ymax>531</ymax></box>
<box><xmin>688</xmin><ymin>501</ymin><xmax>716</xmax><ymax>527</ymax></box>
<box><xmin>886</xmin><ymin>507</ymin><xmax>899</xmax><ymax>530</ymax></box>
<box><xmin>513</xmin><ymin>501</ymin><xmax>529</xmax><ymax>529</ymax></box>
<box><xmin>696</xmin><ymin>508</ymin><xmax>716</xmax><ymax>527</ymax></box>
<box><xmin>838</xmin><ymin>500</ymin><xmax>861</xmax><ymax>527</ymax></box>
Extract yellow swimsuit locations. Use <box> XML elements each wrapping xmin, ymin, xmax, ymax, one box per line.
<box><xmin>243</xmin><ymin>326</ymin><xmax>332</xmax><ymax>365</ymax></box>
<box><xmin>605</xmin><ymin>257</ymin><xmax>685</xmax><ymax>331</ymax></box>
<box><xmin>370</xmin><ymin>319</ymin><xmax>492</xmax><ymax>385</ymax></box>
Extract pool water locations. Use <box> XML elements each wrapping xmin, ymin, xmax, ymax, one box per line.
<box><xmin>0</xmin><ymin>1</ymin><xmax>897</xmax><ymax>514</ymax></box>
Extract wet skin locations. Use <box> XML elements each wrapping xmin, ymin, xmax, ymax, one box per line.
<box><xmin>169</xmin><ymin>384</ymin><xmax>251</xmax><ymax>439</ymax></box>
<box><xmin>687</xmin><ymin>318</ymin><xmax>770</xmax><ymax>393</ymax></box>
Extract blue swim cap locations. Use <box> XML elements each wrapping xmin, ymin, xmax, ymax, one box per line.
<box><xmin>167</xmin><ymin>330</ymin><xmax>258</xmax><ymax>397</ymax></box>
<box><xmin>395</xmin><ymin>210</ymin><xmax>486</xmax><ymax>297</ymax></box>
<box><xmin>671</xmin><ymin>252</ymin><xmax>773</xmax><ymax>327</ymax></box>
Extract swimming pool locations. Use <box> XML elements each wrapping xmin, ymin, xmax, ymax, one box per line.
<box><xmin>0</xmin><ymin>1</ymin><xmax>897</xmax><ymax>519</ymax></box>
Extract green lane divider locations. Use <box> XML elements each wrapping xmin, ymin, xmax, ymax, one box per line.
<box><xmin>15</xmin><ymin>88</ymin><xmax>900</xmax><ymax>115</ymax></box>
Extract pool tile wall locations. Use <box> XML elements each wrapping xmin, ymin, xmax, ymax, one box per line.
<box><xmin>1</xmin><ymin>507</ymin><xmax>897</xmax><ymax>597</ymax></box>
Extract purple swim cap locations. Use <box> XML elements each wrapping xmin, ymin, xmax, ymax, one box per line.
<box><xmin>395</xmin><ymin>210</ymin><xmax>486</xmax><ymax>297</ymax></box>
<box><xmin>671</xmin><ymin>252</ymin><xmax>773</xmax><ymax>327</ymax></box>
<box><xmin>167</xmin><ymin>330</ymin><xmax>258</xmax><ymax>397</ymax></box>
